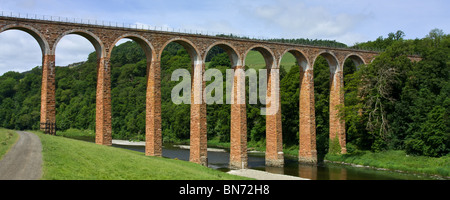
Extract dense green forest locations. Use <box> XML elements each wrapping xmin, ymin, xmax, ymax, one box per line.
<box><xmin>0</xmin><ymin>29</ymin><xmax>448</xmax><ymax>159</ymax></box>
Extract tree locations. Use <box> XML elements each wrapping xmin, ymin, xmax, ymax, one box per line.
<box><xmin>208</xmin><ymin>52</ymin><xmax>231</xmax><ymax>68</ymax></box>
<box><xmin>427</xmin><ymin>28</ymin><xmax>445</xmax><ymax>47</ymax></box>
<box><xmin>280</xmin><ymin>65</ymin><xmax>299</xmax><ymax>146</ymax></box>
<box><xmin>313</xmin><ymin>56</ymin><xmax>331</xmax><ymax>156</ymax></box>
<box><xmin>358</xmin><ymin>42</ymin><xmax>414</xmax><ymax>151</ymax></box>
<box><xmin>405</xmin><ymin>105</ymin><xmax>449</xmax><ymax>157</ymax></box>
<box><xmin>388</xmin><ymin>30</ymin><xmax>405</xmax><ymax>41</ymax></box>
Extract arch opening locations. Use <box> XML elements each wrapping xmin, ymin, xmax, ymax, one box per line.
<box><xmin>0</xmin><ymin>29</ymin><xmax>44</xmax><ymax>130</ymax></box>
<box><xmin>0</xmin><ymin>25</ymin><xmax>48</xmax><ymax>55</ymax></box>
<box><xmin>110</xmin><ymin>34</ymin><xmax>154</xmax><ymax>63</ymax></box>
<box><xmin>53</xmin><ymin>34</ymin><xmax>98</xmax><ymax>131</ymax></box>
<box><xmin>159</xmin><ymin>41</ymin><xmax>192</xmax><ymax>143</ymax></box>
<box><xmin>313</xmin><ymin>52</ymin><xmax>346</xmax><ymax>157</ymax></box>
<box><xmin>317</xmin><ymin>52</ymin><xmax>339</xmax><ymax>74</ymax></box>
<box><xmin>159</xmin><ymin>39</ymin><xmax>209</xmax><ymax>165</ymax></box>
<box><xmin>0</xmin><ymin>29</ymin><xmax>43</xmax><ymax>74</ymax></box>
<box><xmin>205</xmin><ymin>43</ymin><xmax>240</xmax><ymax>68</ymax></box>
<box><xmin>279</xmin><ymin>50</ymin><xmax>306</xmax><ymax>148</ymax></box>
<box><xmin>344</xmin><ymin>54</ymin><xmax>365</xmax><ymax>73</ymax></box>
<box><xmin>53</xmin><ymin>30</ymin><xmax>104</xmax><ymax>60</ymax></box>
<box><xmin>312</xmin><ymin>54</ymin><xmax>333</xmax><ymax>160</ymax></box>
<box><xmin>109</xmin><ymin>37</ymin><xmax>152</xmax><ymax>141</ymax></box>
<box><xmin>341</xmin><ymin>54</ymin><xmax>366</xmax><ymax>152</ymax></box>
<box><xmin>280</xmin><ymin>49</ymin><xmax>309</xmax><ymax>72</ymax></box>
<box><xmin>244</xmin><ymin>46</ymin><xmax>275</xmax><ymax>70</ymax></box>
<box><xmin>242</xmin><ymin>45</ymin><xmax>282</xmax><ymax>167</ymax></box>
<box><xmin>161</xmin><ymin>39</ymin><xmax>201</xmax><ymax>66</ymax></box>
<box><xmin>203</xmin><ymin>44</ymin><xmax>237</xmax><ymax>144</ymax></box>
<box><xmin>242</xmin><ymin>47</ymin><xmax>271</xmax><ymax>144</ymax></box>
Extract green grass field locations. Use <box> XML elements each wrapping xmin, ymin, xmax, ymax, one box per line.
<box><xmin>33</xmin><ymin>131</ymin><xmax>250</xmax><ymax>180</ymax></box>
<box><xmin>0</xmin><ymin>128</ymin><xmax>19</xmax><ymax>160</ymax></box>
<box><xmin>245</xmin><ymin>50</ymin><xmax>297</xmax><ymax>70</ymax></box>
<box><xmin>206</xmin><ymin>50</ymin><xmax>297</xmax><ymax>71</ymax></box>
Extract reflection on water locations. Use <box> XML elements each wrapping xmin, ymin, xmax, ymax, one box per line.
<box><xmin>112</xmin><ymin>143</ymin><xmax>440</xmax><ymax>180</ymax></box>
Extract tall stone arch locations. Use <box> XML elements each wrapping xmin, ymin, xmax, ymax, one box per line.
<box><xmin>0</xmin><ymin>24</ymin><xmax>54</xmax><ymax>133</ymax></box>
<box><xmin>54</xmin><ymin>29</ymin><xmax>112</xmax><ymax>145</ymax></box>
<box><xmin>243</xmin><ymin>45</ymin><xmax>276</xmax><ymax>69</ymax></box>
<box><xmin>281</xmin><ymin>48</ymin><xmax>318</xmax><ymax>164</ymax></box>
<box><xmin>159</xmin><ymin>37</ymin><xmax>207</xmax><ymax>166</ymax></box>
<box><xmin>109</xmin><ymin>34</ymin><xmax>161</xmax><ymax>157</ymax></box>
<box><xmin>0</xmin><ymin>24</ymin><xmax>50</xmax><ymax>55</ymax></box>
<box><xmin>344</xmin><ymin>53</ymin><xmax>366</xmax><ymax>67</ymax></box>
<box><xmin>52</xmin><ymin>29</ymin><xmax>106</xmax><ymax>58</ymax></box>
<box><xmin>314</xmin><ymin>51</ymin><xmax>346</xmax><ymax>154</ymax></box>
<box><xmin>203</xmin><ymin>41</ymin><xmax>242</xmax><ymax>67</ymax></box>
<box><xmin>245</xmin><ymin>45</ymin><xmax>284</xmax><ymax>167</ymax></box>
<box><xmin>204</xmin><ymin>41</ymin><xmax>249</xmax><ymax>169</ymax></box>
<box><xmin>109</xmin><ymin>33</ymin><xmax>155</xmax><ymax>63</ymax></box>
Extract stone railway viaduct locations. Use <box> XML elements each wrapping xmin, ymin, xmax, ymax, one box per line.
<box><xmin>0</xmin><ymin>16</ymin><xmax>420</xmax><ymax>168</ymax></box>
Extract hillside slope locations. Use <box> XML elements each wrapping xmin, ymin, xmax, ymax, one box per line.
<box><xmin>35</xmin><ymin>131</ymin><xmax>248</xmax><ymax>180</ymax></box>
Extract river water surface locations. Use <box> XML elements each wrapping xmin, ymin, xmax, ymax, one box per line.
<box><xmin>112</xmin><ymin>143</ymin><xmax>441</xmax><ymax>180</ymax></box>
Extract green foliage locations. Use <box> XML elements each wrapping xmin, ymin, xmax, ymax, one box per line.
<box><xmin>0</xmin><ymin>67</ymin><xmax>41</xmax><ymax>130</ymax></box>
<box><xmin>352</xmin><ymin>30</ymin><xmax>407</xmax><ymax>51</ymax></box>
<box><xmin>314</xmin><ymin>56</ymin><xmax>331</xmax><ymax>157</ymax></box>
<box><xmin>0</xmin><ymin>129</ymin><xmax>19</xmax><ymax>160</ymax></box>
<box><xmin>405</xmin><ymin>105</ymin><xmax>449</xmax><ymax>157</ymax></box>
<box><xmin>280</xmin><ymin>65</ymin><xmax>299</xmax><ymax>146</ymax></box>
<box><xmin>325</xmin><ymin>150</ymin><xmax>450</xmax><ymax>178</ymax></box>
<box><xmin>266</xmin><ymin>38</ymin><xmax>347</xmax><ymax>48</ymax></box>
<box><xmin>208</xmin><ymin>52</ymin><xmax>231</xmax><ymax>68</ymax></box>
<box><xmin>343</xmin><ymin>29</ymin><xmax>450</xmax><ymax>157</ymax></box>
<box><xmin>328</xmin><ymin>136</ymin><xmax>342</xmax><ymax>155</ymax></box>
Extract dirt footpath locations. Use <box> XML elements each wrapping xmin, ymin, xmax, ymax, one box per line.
<box><xmin>0</xmin><ymin>131</ymin><xmax>42</xmax><ymax>180</ymax></box>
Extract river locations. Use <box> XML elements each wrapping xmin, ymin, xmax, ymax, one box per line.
<box><xmin>112</xmin><ymin>143</ymin><xmax>441</xmax><ymax>180</ymax></box>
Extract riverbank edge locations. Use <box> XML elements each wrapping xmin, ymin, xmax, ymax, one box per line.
<box><xmin>114</xmin><ymin>139</ymin><xmax>450</xmax><ymax>179</ymax></box>
<box><xmin>324</xmin><ymin>160</ymin><xmax>450</xmax><ymax>180</ymax></box>
<box><xmin>112</xmin><ymin>139</ymin><xmax>227</xmax><ymax>152</ymax></box>
<box><xmin>111</xmin><ymin>139</ymin><xmax>308</xmax><ymax>180</ymax></box>
<box><xmin>57</xmin><ymin>130</ymin><xmax>449</xmax><ymax>179</ymax></box>
<box><xmin>324</xmin><ymin>152</ymin><xmax>450</xmax><ymax>180</ymax></box>
<box><xmin>33</xmin><ymin>131</ymin><xmax>250</xmax><ymax>180</ymax></box>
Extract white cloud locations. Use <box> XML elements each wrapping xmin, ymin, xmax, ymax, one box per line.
<box><xmin>0</xmin><ymin>30</ymin><xmax>42</xmax><ymax>75</ymax></box>
<box><xmin>250</xmin><ymin>0</ymin><xmax>370</xmax><ymax>44</ymax></box>
<box><xmin>0</xmin><ymin>30</ymin><xmax>96</xmax><ymax>75</ymax></box>
<box><xmin>55</xmin><ymin>34</ymin><xmax>95</xmax><ymax>66</ymax></box>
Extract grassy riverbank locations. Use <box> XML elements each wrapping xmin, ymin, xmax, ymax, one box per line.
<box><xmin>33</xmin><ymin>131</ymin><xmax>249</xmax><ymax>180</ymax></box>
<box><xmin>325</xmin><ymin>150</ymin><xmax>450</xmax><ymax>178</ymax></box>
<box><xmin>55</xmin><ymin>128</ymin><xmax>449</xmax><ymax>178</ymax></box>
<box><xmin>0</xmin><ymin>128</ymin><xmax>19</xmax><ymax>160</ymax></box>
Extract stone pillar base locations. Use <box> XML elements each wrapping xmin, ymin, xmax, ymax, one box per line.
<box><xmin>298</xmin><ymin>150</ymin><xmax>318</xmax><ymax>164</ymax></box>
<box><xmin>265</xmin><ymin>153</ymin><xmax>284</xmax><ymax>167</ymax></box>
<box><xmin>230</xmin><ymin>160</ymin><xmax>248</xmax><ymax>170</ymax></box>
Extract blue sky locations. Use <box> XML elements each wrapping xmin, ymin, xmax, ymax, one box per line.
<box><xmin>0</xmin><ymin>0</ymin><xmax>449</xmax><ymax>75</ymax></box>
